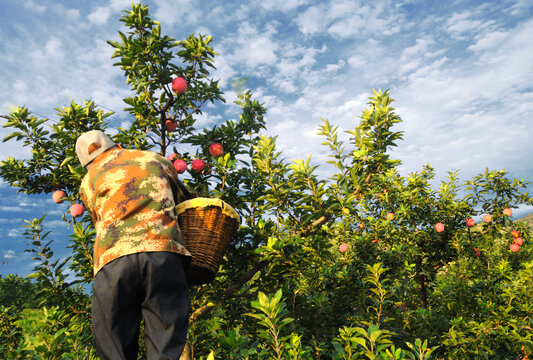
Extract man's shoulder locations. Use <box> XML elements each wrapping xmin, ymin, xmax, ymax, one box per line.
<box><xmin>80</xmin><ymin>172</ymin><xmax>91</xmax><ymax>193</ymax></box>
<box><xmin>118</xmin><ymin>148</ymin><xmax>151</xmax><ymax>157</ymax></box>
<box><xmin>119</xmin><ymin>148</ymin><xmax>164</xmax><ymax>162</ymax></box>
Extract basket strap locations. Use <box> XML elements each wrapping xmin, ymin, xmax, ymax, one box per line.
<box><xmin>176</xmin><ymin>179</ymin><xmax>196</xmax><ymax>202</ymax></box>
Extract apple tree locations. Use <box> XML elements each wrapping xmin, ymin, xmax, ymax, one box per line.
<box><xmin>1</xmin><ymin>3</ymin><xmax>532</xmax><ymax>360</ymax></box>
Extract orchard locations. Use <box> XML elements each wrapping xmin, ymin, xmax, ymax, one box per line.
<box><xmin>1</xmin><ymin>4</ymin><xmax>532</xmax><ymax>360</ymax></box>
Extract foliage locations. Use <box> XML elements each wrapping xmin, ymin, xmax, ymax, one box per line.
<box><xmin>1</xmin><ymin>3</ymin><xmax>532</xmax><ymax>360</ymax></box>
<box><xmin>0</xmin><ymin>274</ymin><xmax>41</xmax><ymax>311</ymax></box>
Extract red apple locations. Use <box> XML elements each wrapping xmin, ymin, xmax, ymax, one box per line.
<box><xmin>173</xmin><ymin>159</ymin><xmax>187</xmax><ymax>174</ymax></box>
<box><xmin>339</xmin><ymin>243</ymin><xmax>348</xmax><ymax>253</ymax></box>
<box><xmin>466</xmin><ymin>218</ymin><xmax>475</xmax><ymax>227</ymax></box>
<box><xmin>52</xmin><ymin>190</ymin><xmax>66</xmax><ymax>204</ymax></box>
<box><xmin>510</xmin><ymin>243</ymin><xmax>520</xmax><ymax>252</ymax></box>
<box><xmin>167</xmin><ymin>152</ymin><xmax>178</xmax><ymax>162</ymax></box>
<box><xmin>483</xmin><ymin>214</ymin><xmax>492</xmax><ymax>223</ymax></box>
<box><xmin>372</xmin><ymin>239</ymin><xmax>380</xmax><ymax>244</ymax></box>
<box><xmin>435</xmin><ymin>222</ymin><xmax>445</xmax><ymax>233</ymax></box>
<box><xmin>191</xmin><ymin>159</ymin><xmax>206</xmax><ymax>173</ymax></box>
<box><xmin>70</xmin><ymin>204</ymin><xmax>85</xmax><ymax>218</ymax></box>
<box><xmin>502</xmin><ymin>208</ymin><xmax>512</xmax><ymax>217</ymax></box>
<box><xmin>165</xmin><ymin>119</ymin><xmax>178</xmax><ymax>132</ymax></box>
<box><xmin>386</xmin><ymin>212</ymin><xmax>394</xmax><ymax>221</ymax></box>
<box><xmin>473</xmin><ymin>247</ymin><xmax>480</xmax><ymax>257</ymax></box>
<box><xmin>514</xmin><ymin>237</ymin><xmax>523</xmax><ymax>246</ymax></box>
<box><xmin>511</xmin><ymin>230</ymin><xmax>520</xmax><ymax>238</ymax></box>
<box><xmin>209</xmin><ymin>142</ymin><xmax>224</xmax><ymax>157</ymax></box>
<box><xmin>172</xmin><ymin>77</ymin><xmax>187</xmax><ymax>94</ymax></box>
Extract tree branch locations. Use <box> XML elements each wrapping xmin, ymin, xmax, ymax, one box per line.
<box><xmin>189</xmin><ymin>259</ymin><xmax>268</xmax><ymax>323</ymax></box>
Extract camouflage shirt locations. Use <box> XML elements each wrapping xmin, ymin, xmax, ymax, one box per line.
<box><xmin>79</xmin><ymin>147</ymin><xmax>192</xmax><ymax>275</ymax></box>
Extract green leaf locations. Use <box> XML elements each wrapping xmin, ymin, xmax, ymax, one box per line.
<box><xmin>3</xmin><ymin>132</ymin><xmax>24</xmax><ymax>142</ymax></box>
<box><xmin>60</xmin><ymin>156</ymin><xmax>74</xmax><ymax>167</ymax></box>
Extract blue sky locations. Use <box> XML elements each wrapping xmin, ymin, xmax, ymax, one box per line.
<box><xmin>1</xmin><ymin>0</ymin><xmax>532</xmax><ymax>276</ymax></box>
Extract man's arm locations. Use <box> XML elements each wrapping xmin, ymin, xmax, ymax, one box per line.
<box><xmin>174</xmin><ymin>177</ymin><xmax>196</xmax><ymax>204</ymax></box>
<box><xmin>79</xmin><ymin>180</ymin><xmax>98</xmax><ymax>225</ymax></box>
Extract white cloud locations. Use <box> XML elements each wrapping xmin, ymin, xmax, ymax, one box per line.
<box><xmin>44</xmin><ymin>37</ymin><xmax>64</xmax><ymax>60</ymax></box>
<box><xmin>229</xmin><ymin>22</ymin><xmax>279</xmax><ymax>69</ymax></box>
<box><xmin>257</xmin><ymin>0</ymin><xmax>306</xmax><ymax>12</ymax></box>
<box><xmin>296</xmin><ymin>1</ymin><xmax>403</xmax><ymax>39</ymax></box>
<box><xmin>44</xmin><ymin>220</ymin><xmax>69</xmax><ymax>228</ymax></box>
<box><xmin>88</xmin><ymin>6</ymin><xmax>112</xmax><ymax>25</ymax></box>
<box><xmin>509</xmin><ymin>0</ymin><xmax>533</xmax><ymax>16</ymax></box>
<box><xmin>325</xmin><ymin>60</ymin><xmax>346</xmax><ymax>73</ymax></box>
<box><xmin>8</xmin><ymin>228</ymin><xmax>24</xmax><ymax>238</ymax></box>
<box><xmin>347</xmin><ymin>55</ymin><xmax>366</xmax><ymax>68</ymax></box>
<box><xmin>3</xmin><ymin>250</ymin><xmax>16</xmax><ymax>259</ymax></box>
<box><xmin>0</xmin><ymin>206</ymin><xmax>28</xmax><ymax>213</ymax></box>
<box><xmin>467</xmin><ymin>30</ymin><xmax>508</xmax><ymax>52</ymax></box>
<box><xmin>23</xmin><ymin>0</ymin><xmax>46</xmax><ymax>13</ymax></box>
<box><xmin>328</xmin><ymin>14</ymin><xmax>365</xmax><ymax>38</ymax></box>
<box><xmin>66</xmin><ymin>9</ymin><xmax>81</xmax><ymax>21</ymax></box>
<box><xmin>275</xmin><ymin>44</ymin><xmax>322</xmax><ymax>77</ymax></box>
<box><xmin>445</xmin><ymin>10</ymin><xmax>496</xmax><ymax>40</ymax></box>
<box><xmin>153</xmin><ymin>0</ymin><xmax>201</xmax><ymax>27</ymax></box>
<box><xmin>296</xmin><ymin>5</ymin><xmax>326</xmax><ymax>34</ymax></box>
<box><xmin>401</xmin><ymin>37</ymin><xmax>435</xmax><ymax>58</ymax></box>
<box><xmin>110</xmin><ymin>0</ymin><xmax>133</xmax><ymax>12</ymax></box>
<box><xmin>0</xmin><ymin>218</ymin><xmax>24</xmax><ymax>224</ymax></box>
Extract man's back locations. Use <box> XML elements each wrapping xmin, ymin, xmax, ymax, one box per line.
<box><xmin>80</xmin><ymin>147</ymin><xmax>190</xmax><ymax>275</ymax></box>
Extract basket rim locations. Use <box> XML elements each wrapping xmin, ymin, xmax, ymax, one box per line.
<box><xmin>175</xmin><ymin>197</ymin><xmax>240</xmax><ymax>222</ymax></box>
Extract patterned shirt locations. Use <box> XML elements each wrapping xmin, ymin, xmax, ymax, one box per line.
<box><xmin>79</xmin><ymin>147</ymin><xmax>192</xmax><ymax>275</ymax></box>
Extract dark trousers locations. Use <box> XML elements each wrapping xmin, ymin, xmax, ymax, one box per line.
<box><xmin>92</xmin><ymin>252</ymin><xmax>190</xmax><ymax>360</ymax></box>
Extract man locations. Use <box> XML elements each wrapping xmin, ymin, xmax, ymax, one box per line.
<box><xmin>76</xmin><ymin>129</ymin><xmax>193</xmax><ymax>359</ymax></box>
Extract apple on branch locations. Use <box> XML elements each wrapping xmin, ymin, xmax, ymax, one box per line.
<box><xmin>503</xmin><ymin>208</ymin><xmax>512</xmax><ymax>216</ymax></box>
<box><xmin>165</xmin><ymin>119</ymin><xmax>178</xmax><ymax>132</ymax></box>
<box><xmin>473</xmin><ymin>247</ymin><xmax>481</xmax><ymax>257</ymax></box>
<box><xmin>339</xmin><ymin>243</ymin><xmax>348</xmax><ymax>253</ymax></box>
<box><xmin>514</xmin><ymin>237</ymin><xmax>523</xmax><ymax>246</ymax></box>
<box><xmin>52</xmin><ymin>190</ymin><xmax>66</xmax><ymax>204</ymax></box>
<box><xmin>70</xmin><ymin>204</ymin><xmax>85</xmax><ymax>218</ymax></box>
<box><xmin>466</xmin><ymin>218</ymin><xmax>475</xmax><ymax>227</ymax></box>
<box><xmin>173</xmin><ymin>159</ymin><xmax>187</xmax><ymax>174</ymax></box>
<box><xmin>167</xmin><ymin>152</ymin><xmax>178</xmax><ymax>162</ymax></box>
<box><xmin>510</xmin><ymin>243</ymin><xmax>520</xmax><ymax>252</ymax></box>
<box><xmin>386</xmin><ymin>212</ymin><xmax>394</xmax><ymax>221</ymax></box>
<box><xmin>483</xmin><ymin>214</ymin><xmax>492</xmax><ymax>223</ymax></box>
<box><xmin>191</xmin><ymin>159</ymin><xmax>206</xmax><ymax>173</ymax></box>
<box><xmin>208</xmin><ymin>142</ymin><xmax>224</xmax><ymax>157</ymax></box>
<box><xmin>435</xmin><ymin>222</ymin><xmax>445</xmax><ymax>233</ymax></box>
<box><xmin>172</xmin><ymin>77</ymin><xmax>187</xmax><ymax>94</ymax></box>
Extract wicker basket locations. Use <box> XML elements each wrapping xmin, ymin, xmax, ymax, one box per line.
<box><xmin>176</xmin><ymin>197</ymin><xmax>240</xmax><ymax>286</ymax></box>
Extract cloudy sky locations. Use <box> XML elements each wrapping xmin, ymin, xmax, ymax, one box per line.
<box><xmin>1</xmin><ymin>0</ymin><xmax>532</xmax><ymax>276</ymax></box>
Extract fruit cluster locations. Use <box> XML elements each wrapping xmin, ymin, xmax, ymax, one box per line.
<box><xmin>167</xmin><ymin>142</ymin><xmax>224</xmax><ymax>175</ymax></box>
<box><xmin>337</xmin><ymin>207</ymin><xmax>525</xmax><ymax>255</ymax></box>
<box><xmin>510</xmin><ymin>230</ymin><xmax>523</xmax><ymax>252</ymax></box>
<box><xmin>53</xmin><ymin>190</ymin><xmax>85</xmax><ymax>218</ymax></box>
<box><xmin>165</xmin><ymin>77</ymin><xmax>188</xmax><ymax>132</ymax></box>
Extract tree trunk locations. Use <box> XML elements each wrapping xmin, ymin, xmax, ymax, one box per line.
<box><xmin>417</xmin><ymin>272</ymin><xmax>427</xmax><ymax>309</ymax></box>
<box><xmin>179</xmin><ymin>343</ymin><xmax>193</xmax><ymax>360</ymax></box>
